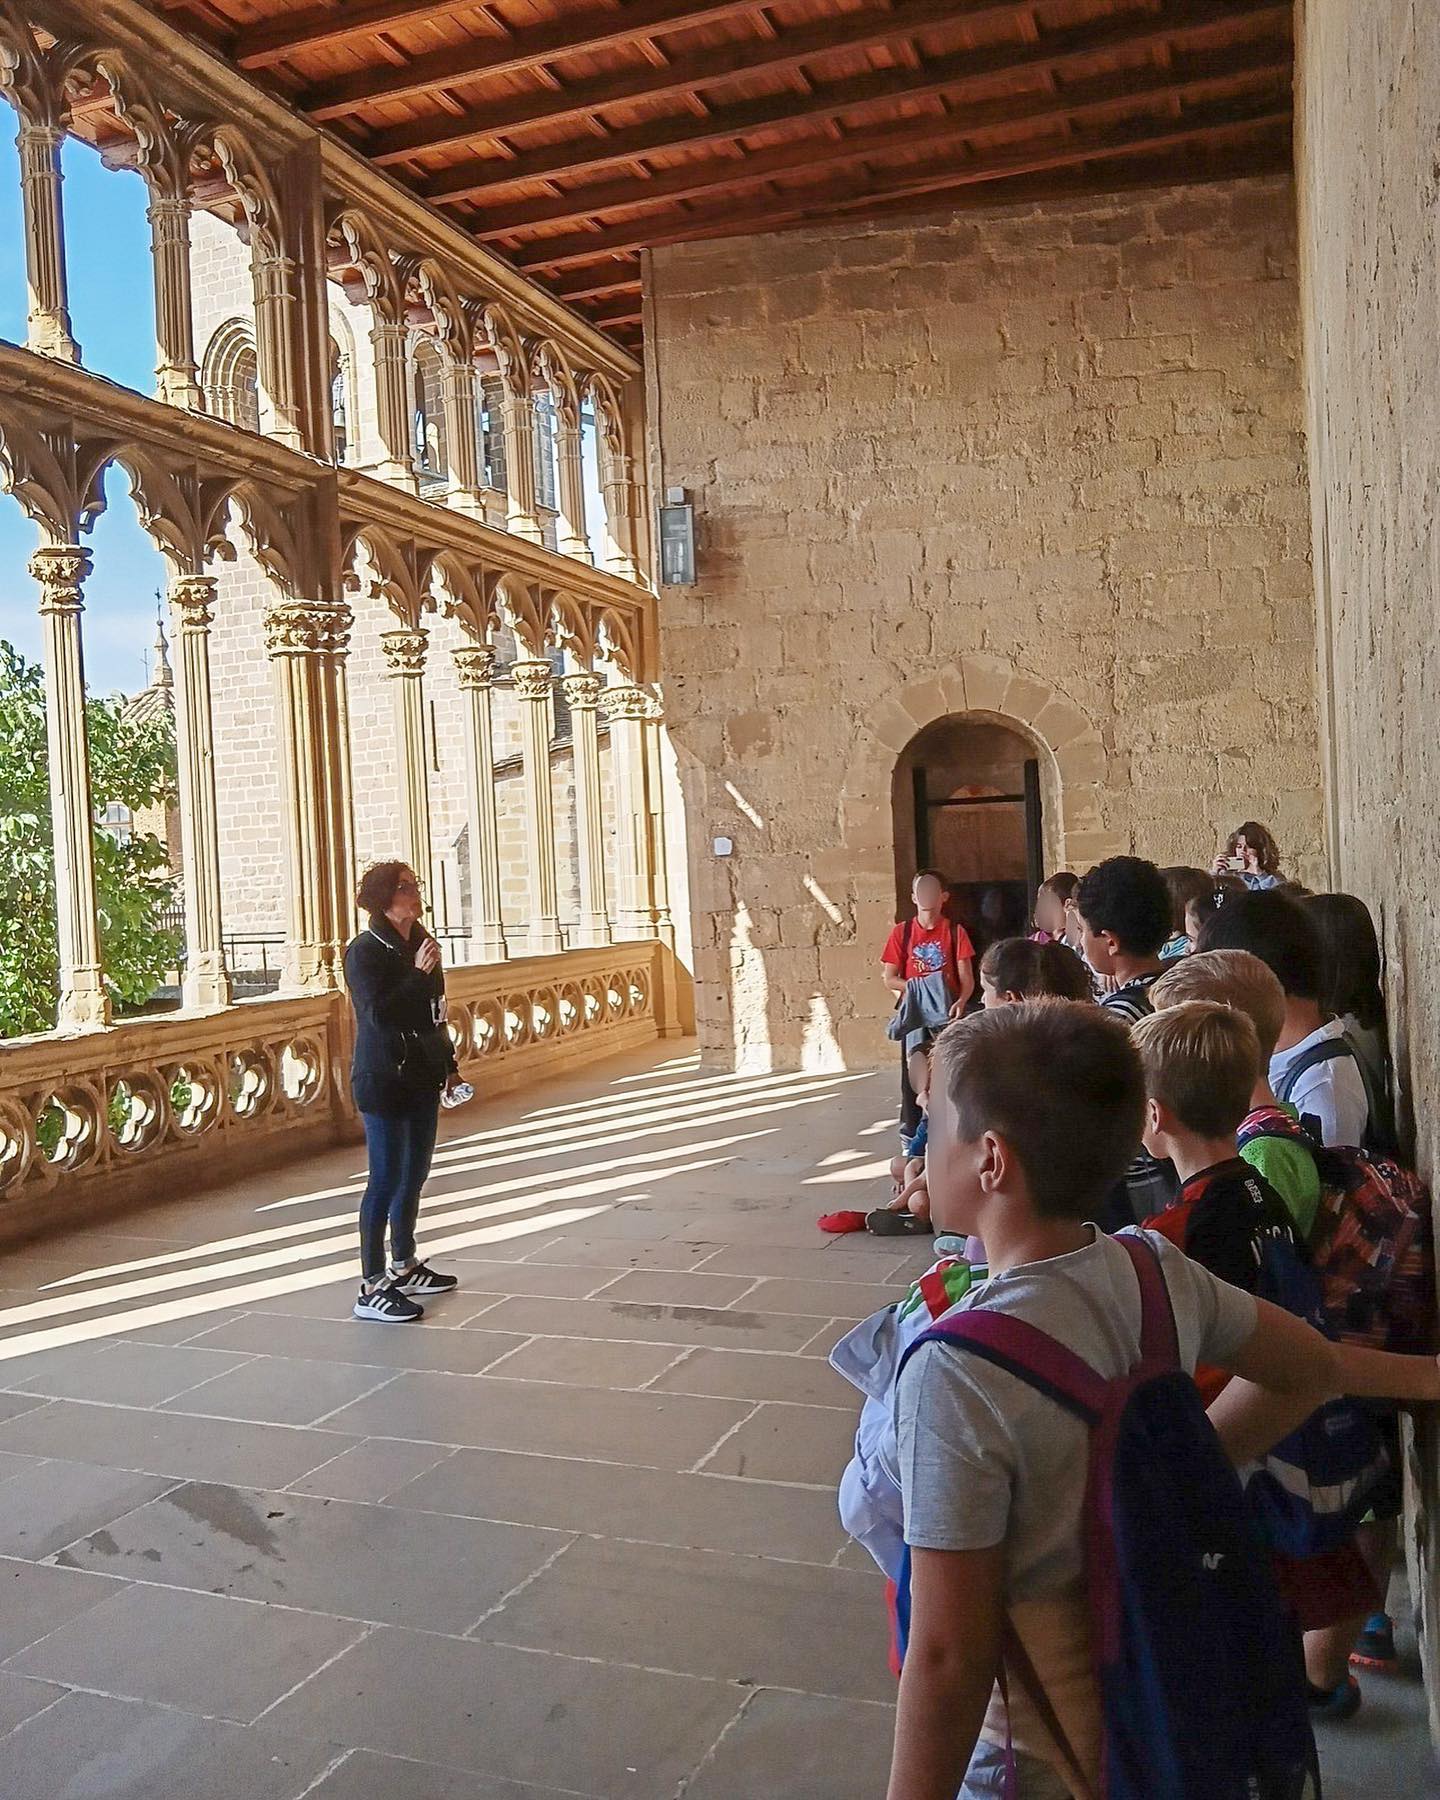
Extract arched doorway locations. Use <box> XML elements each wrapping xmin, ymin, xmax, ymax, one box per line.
<box><xmin>893</xmin><ymin>715</ymin><xmax>1046</xmax><ymax>955</ymax></box>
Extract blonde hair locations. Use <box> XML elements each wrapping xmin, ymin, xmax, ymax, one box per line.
<box><xmin>1150</xmin><ymin>949</ymin><xmax>1286</xmax><ymax>1062</ymax></box>
<box><xmin>1130</xmin><ymin>1000</ymin><xmax>1260</xmax><ymax>1140</ymax></box>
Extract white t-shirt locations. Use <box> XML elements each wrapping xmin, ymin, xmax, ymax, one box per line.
<box><xmin>1269</xmin><ymin>1019</ymin><xmax>1369</xmax><ymax>1148</ymax></box>
<box><xmin>896</xmin><ymin>1227</ymin><xmax>1257</xmax><ymax>1790</ymax></box>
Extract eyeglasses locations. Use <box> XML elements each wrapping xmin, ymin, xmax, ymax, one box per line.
<box><xmin>395</xmin><ymin>879</ymin><xmax>423</xmax><ymax>896</ymax></box>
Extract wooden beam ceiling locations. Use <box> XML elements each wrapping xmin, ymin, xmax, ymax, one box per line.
<box><xmin>299</xmin><ymin>0</ymin><xmax>764</xmax><ymax>118</ymax></box>
<box><xmin>365</xmin><ymin>0</ymin><xmax>1063</xmax><ymax>166</ymax></box>
<box><xmin>420</xmin><ymin>0</ymin><xmax>1288</xmax><ymax>206</ymax></box>
<box><xmin>464</xmin><ymin>40</ymin><xmax>1288</xmax><ymax>240</ymax></box>
<box><xmin>149</xmin><ymin>0</ymin><xmax>1297</xmax><ymax>353</ymax></box>
<box><xmin>514</xmin><ymin>98</ymin><xmax>1290</xmax><ymax>271</ymax></box>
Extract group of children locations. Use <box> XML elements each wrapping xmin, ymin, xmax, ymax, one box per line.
<box><xmin>836</xmin><ymin>845</ymin><xmax>1436</xmax><ymax>1800</ymax></box>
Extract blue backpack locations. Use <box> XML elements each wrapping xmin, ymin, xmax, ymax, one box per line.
<box><xmin>1244</xmin><ymin>1232</ymin><xmax>1389</xmax><ymax>1557</ymax></box>
<box><xmin>895</xmin><ymin>1234</ymin><xmax>1319</xmax><ymax>1800</ymax></box>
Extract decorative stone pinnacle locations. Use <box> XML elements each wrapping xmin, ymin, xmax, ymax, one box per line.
<box><xmin>30</xmin><ymin>545</ymin><xmax>91</xmax><ymax>614</ymax></box>
<box><xmin>380</xmin><ymin>628</ymin><xmax>429</xmax><ymax>679</ymax></box>
<box><xmin>452</xmin><ymin>645</ymin><xmax>497</xmax><ymax>690</ymax></box>
<box><xmin>511</xmin><ymin>659</ymin><xmax>554</xmax><ymax>703</ymax></box>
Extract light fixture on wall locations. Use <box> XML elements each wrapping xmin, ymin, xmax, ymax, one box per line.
<box><xmin>658</xmin><ymin>486</ymin><xmax>696</xmax><ymax>586</ymax></box>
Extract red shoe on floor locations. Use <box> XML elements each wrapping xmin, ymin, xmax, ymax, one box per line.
<box><xmin>817</xmin><ymin>1210</ymin><xmax>867</xmax><ymax>1234</ymax></box>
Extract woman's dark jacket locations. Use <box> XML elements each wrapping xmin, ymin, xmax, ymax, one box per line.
<box><xmin>344</xmin><ymin>917</ymin><xmax>458</xmax><ymax>1115</ymax></box>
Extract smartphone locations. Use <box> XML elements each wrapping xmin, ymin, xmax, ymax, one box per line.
<box><xmin>1225</xmin><ymin>856</ymin><xmax>1246</xmax><ymax>873</ymax></box>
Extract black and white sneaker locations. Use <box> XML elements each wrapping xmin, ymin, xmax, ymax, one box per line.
<box><xmin>353</xmin><ymin>1280</ymin><xmax>424</xmax><ymax>1323</ymax></box>
<box><xmin>389</xmin><ymin>1261</ymin><xmax>459</xmax><ymax>1298</ymax></box>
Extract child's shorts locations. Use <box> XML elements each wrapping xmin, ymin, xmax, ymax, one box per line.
<box><xmin>960</xmin><ymin>1740</ymin><xmax>1075</xmax><ymax>1799</ymax></box>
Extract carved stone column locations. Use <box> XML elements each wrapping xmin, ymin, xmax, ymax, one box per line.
<box><xmin>512</xmin><ymin>659</ymin><xmax>564</xmax><ymax>955</ymax></box>
<box><xmin>554</xmin><ymin>410</ymin><xmax>591</xmax><ymax>562</ymax></box>
<box><xmin>369</xmin><ymin>319</ymin><xmax>418</xmax><ymax>490</ymax></box>
<box><xmin>169</xmin><ymin>576</ymin><xmax>230</xmax><ymax>1007</ymax></box>
<box><xmin>32</xmin><ymin>547</ymin><xmax>107</xmax><ymax>1026</ymax></box>
<box><xmin>147</xmin><ymin>192</ymin><xmax>201</xmax><ymax>409</ymax></box>
<box><xmin>501</xmin><ymin>390</ymin><xmax>543</xmax><ymax>544</ymax></box>
<box><xmin>264</xmin><ymin>598</ymin><xmax>353</xmax><ymax>991</ymax></box>
<box><xmin>16</xmin><ymin>118</ymin><xmax>77</xmax><ymax>362</ymax></box>
<box><xmin>599</xmin><ymin>444</ymin><xmax>642</xmax><ymax>584</ymax></box>
<box><xmin>452</xmin><ymin>645</ymin><xmax>507</xmax><ymax>963</ymax></box>
<box><xmin>640</xmin><ymin>689</ymin><xmax>677</xmax><ymax>952</ymax></box>
<box><xmin>439</xmin><ymin>358</ymin><xmax>485</xmax><ymax>517</ymax></box>
<box><xmin>603</xmin><ymin>682</ymin><xmax>658</xmax><ymax>942</ymax></box>
<box><xmin>561</xmin><ymin>671</ymin><xmax>610</xmax><ymax>946</ymax></box>
<box><xmin>250</xmin><ymin>245</ymin><xmax>305</xmax><ymax>451</ymax></box>
<box><xmin>380</xmin><ymin>626</ymin><xmax>432</xmax><ymax>890</ymax></box>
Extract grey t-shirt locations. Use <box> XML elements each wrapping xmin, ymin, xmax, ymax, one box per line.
<box><xmin>896</xmin><ymin>1226</ymin><xmax>1258</xmax><ymax>1594</ymax></box>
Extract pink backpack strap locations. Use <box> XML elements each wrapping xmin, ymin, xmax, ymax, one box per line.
<box><xmin>1117</xmin><ymin>1231</ymin><xmax>1179</xmax><ymax>1369</ymax></box>
<box><xmin>913</xmin><ymin>1309</ymin><xmax>1110</xmax><ymax>1422</ymax></box>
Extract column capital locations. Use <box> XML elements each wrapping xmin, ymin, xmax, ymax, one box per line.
<box><xmin>452</xmin><ymin>644</ymin><xmax>497</xmax><ymax>690</ymax></box>
<box><xmin>560</xmin><ymin>670</ymin><xmax>604</xmax><ymax>710</ymax></box>
<box><xmin>146</xmin><ymin>190</ymin><xmax>190</xmax><ymax>227</ymax></box>
<box><xmin>30</xmin><ymin>545</ymin><xmax>90</xmax><ymax>612</ymax></box>
<box><xmin>511</xmin><ymin>658</ymin><xmax>553</xmax><ymax>703</ymax></box>
<box><xmin>171</xmin><ymin>575</ymin><xmax>217</xmax><ymax>629</ymax></box>
<box><xmin>602</xmin><ymin>682</ymin><xmax>651</xmax><ymax>724</ymax></box>
<box><xmin>263</xmin><ymin>599</ymin><xmax>351</xmax><ymax>658</ymax></box>
<box><xmin>380</xmin><ymin>626</ymin><xmax>429</xmax><ymax>679</ymax></box>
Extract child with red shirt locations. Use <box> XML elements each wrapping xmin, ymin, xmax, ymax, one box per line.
<box><xmin>882</xmin><ymin>870</ymin><xmax>976</xmax><ymax>1143</ymax></box>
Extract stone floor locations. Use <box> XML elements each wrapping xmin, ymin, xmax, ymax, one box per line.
<box><xmin>0</xmin><ymin>1043</ymin><xmax>1432</xmax><ymax>1798</ymax></box>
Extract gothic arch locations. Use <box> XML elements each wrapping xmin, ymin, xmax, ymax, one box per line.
<box><xmin>200</xmin><ymin>318</ymin><xmax>259</xmax><ymax>430</ymax></box>
<box><xmin>841</xmin><ymin>654</ymin><xmax>1123</xmax><ymax>884</ymax></box>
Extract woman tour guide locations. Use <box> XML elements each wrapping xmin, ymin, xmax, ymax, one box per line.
<box><xmin>344</xmin><ymin>860</ymin><xmax>468</xmax><ymax>1322</ymax></box>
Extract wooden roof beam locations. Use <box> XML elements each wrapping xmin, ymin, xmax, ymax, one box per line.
<box><xmin>422</xmin><ymin>0</ymin><xmax>1289</xmax><ymax>204</ymax></box>
<box><xmin>466</xmin><ymin>39</ymin><xmax>1289</xmax><ymax>237</ymax></box>
<box><xmin>513</xmin><ymin>97</ymin><xmax>1291</xmax><ymax>271</ymax></box>
<box><xmin>299</xmin><ymin>0</ymin><xmax>764</xmax><ymax>119</ymax></box>
<box><xmin>367</xmin><ymin>0</ymin><xmax>1045</xmax><ymax>167</ymax></box>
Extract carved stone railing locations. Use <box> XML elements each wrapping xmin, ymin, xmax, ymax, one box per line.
<box><xmin>445</xmin><ymin>942</ymin><xmax>663</xmax><ymax>1089</ymax></box>
<box><xmin>0</xmin><ymin>941</ymin><xmax>671</xmax><ymax>1241</ymax></box>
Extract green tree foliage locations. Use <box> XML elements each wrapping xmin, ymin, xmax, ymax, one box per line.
<box><xmin>0</xmin><ymin>641</ymin><xmax>179</xmax><ymax>1038</ymax></box>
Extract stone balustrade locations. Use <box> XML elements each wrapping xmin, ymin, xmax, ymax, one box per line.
<box><xmin>0</xmin><ymin>942</ymin><xmax>671</xmax><ymax>1244</ymax></box>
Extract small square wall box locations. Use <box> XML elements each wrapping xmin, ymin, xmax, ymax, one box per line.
<box><xmin>713</xmin><ymin>836</ymin><xmax>734</xmax><ymax>857</ymax></box>
<box><xmin>659</xmin><ymin>488</ymin><xmax>696</xmax><ymax>585</ymax></box>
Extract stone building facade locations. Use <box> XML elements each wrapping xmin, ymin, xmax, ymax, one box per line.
<box><xmin>188</xmin><ymin>211</ymin><xmax>618</xmax><ymax>953</ymax></box>
<box><xmin>647</xmin><ymin>172</ymin><xmax>1322</xmax><ymax>1069</ymax></box>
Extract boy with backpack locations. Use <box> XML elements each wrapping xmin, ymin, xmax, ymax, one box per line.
<box><xmin>882</xmin><ymin>869</ymin><xmax>976</xmax><ymax>1141</ymax></box>
<box><xmin>885</xmin><ymin>1000</ymin><xmax>1439</xmax><ymax>1800</ymax></box>
<box><xmin>1197</xmin><ymin>889</ymin><xmax>1372</xmax><ymax>1150</ymax></box>
<box><xmin>1073</xmin><ymin>856</ymin><xmax>1177</xmax><ymax>1225</ymax></box>
<box><xmin>1149</xmin><ymin>950</ymin><xmax>1321</xmax><ymax>1237</ymax></box>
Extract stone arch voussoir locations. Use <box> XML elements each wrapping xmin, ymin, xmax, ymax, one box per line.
<box><xmin>841</xmin><ymin>654</ymin><xmax>1124</xmax><ymax>874</ymax></box>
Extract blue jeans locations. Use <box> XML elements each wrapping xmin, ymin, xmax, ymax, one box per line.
<box><xmin>358</xmin><ymin>1100</ymin><xmax>440</xmax><ymax>1281</ymax></box>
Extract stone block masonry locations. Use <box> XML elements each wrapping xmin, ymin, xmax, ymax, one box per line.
<box><xmin>647</xmin><ymin>173</ymin><xmax>1322</xmax><ymax>1069</ymax></box>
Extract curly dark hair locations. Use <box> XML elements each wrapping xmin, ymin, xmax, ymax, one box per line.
<box><xmin>356</xmin><ymin>859</ymin><xmax>414</xmax><ymax>919</ymax></box>
<box><xmin>981</xmin><ymin>937</ymin><xmax>1094</xmax><ymax>1003</ymax></box>
<box><xmin>1074</xmin><ymin>856</ymin><xmax>1172</xmax><ymax>958</ymax></box>
<box><xmin>1225</xmin><ymin>821</ymin><xmax>1282</xmax><ymax>876</ymax></box>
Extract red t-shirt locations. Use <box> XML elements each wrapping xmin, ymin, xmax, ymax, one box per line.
<box><xmin>881</xmin><ymin>916</ymin><xmax>975</xmax><ymax>985</ymax></box>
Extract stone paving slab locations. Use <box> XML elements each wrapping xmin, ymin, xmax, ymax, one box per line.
<box><xmin>0</xmin><ymin>1043</ymin><xmax>1427</xmax><ymax>1797</ymax></box>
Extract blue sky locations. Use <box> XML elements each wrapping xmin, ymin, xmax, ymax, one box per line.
<box><xmin>0</xmin><ymin>116</ymin><xmax>616</xmax><ymax>694</ymax></box>
<box><xmin>0</xmin><ymin>118</ymin><xmax>174</xmax><ymax>695</ymax></box>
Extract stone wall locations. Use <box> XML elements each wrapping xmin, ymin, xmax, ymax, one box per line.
<box><xmin>1295</xmin><ymin>0</ymin><xmax>1440</xmax><ymax>1723</ymax></box>
<box><xmin>647</xmin><ymin>174</ymin><xmax>1322</xmax><ymax>1069</ymax></box>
